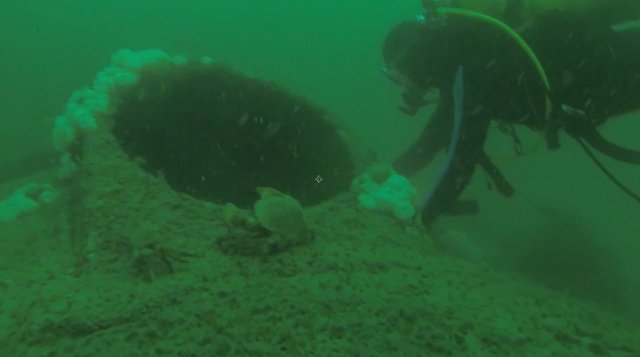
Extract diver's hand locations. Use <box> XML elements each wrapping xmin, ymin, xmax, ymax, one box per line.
<box><xmin>399</xmin><ymin>90</ymin><xmax>428</xmax><ymax>116</ymax></box>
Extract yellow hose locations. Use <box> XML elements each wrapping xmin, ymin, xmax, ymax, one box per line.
<box><xmin>436</xmin><ymin>7</ymin><xmax>552</xmax><ymax>121</ymax></box>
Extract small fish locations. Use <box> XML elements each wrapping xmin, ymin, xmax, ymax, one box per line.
<box><xmin>237</xmin><ymin>112</ymin><xmax>249</xmax><ymax>126</ymax></box>
<box><xmin>263</xmin><ymin>121</ymin><xmax>283</xmax><ymax>139</ymax></box>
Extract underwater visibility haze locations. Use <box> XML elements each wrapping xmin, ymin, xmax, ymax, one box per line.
<box><xmin>1</xmin><ymin>0</ymin><xmax>639</xmax><ymax>355</ymax></box>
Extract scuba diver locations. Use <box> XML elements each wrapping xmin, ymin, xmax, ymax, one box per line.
<box><xmin>383</xmin><ymin>0</ymin><xmax>640</xmax><ymax>228</ymax></box>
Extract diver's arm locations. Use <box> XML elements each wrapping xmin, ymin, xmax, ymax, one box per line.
<box><xmin>563</xmin><ymin>112</ymin><xmax>640</xmax><ymax>165</ymax></box>
<box><xmin>393</xmin><ymin>96</ymin><xmax>453</xmax><ymax>177</ymax></box>
<box><xmin>595</xmin><ymin>0</ymin><xmax>640</xmax><ymax>25</ymax></box>
<box><xmin>420</xmin><ymin>100</ymin><xmax>493</xmax><ymax>227</ymax></box>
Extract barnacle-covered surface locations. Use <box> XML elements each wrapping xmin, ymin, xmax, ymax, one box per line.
<box><xmin>1</xmin><ymin>176</ymin><xmax>639</xmax><ymax>355</ymax></box>
<box><xmin>0</xmin><ymin>50</ymin><xmax>638</xmax><ymax>356</ymax></box>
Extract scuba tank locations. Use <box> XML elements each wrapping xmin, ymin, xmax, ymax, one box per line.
<box><xmin>423</xmin><ymin>0</ymin><xmax>603</xmax><ymax>25</ymax></box>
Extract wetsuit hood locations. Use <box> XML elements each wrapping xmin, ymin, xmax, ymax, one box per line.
<box><xmin>382</xmin><ymin>20</ymin><xmax>458</xmax><ymax>91</ymax></box>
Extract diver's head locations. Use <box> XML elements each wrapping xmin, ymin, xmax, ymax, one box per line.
<box><xmin>382</xmin><ymin>21</ymin><xmax>425</xmax><ymax>88</ymax></box>
<box><xmin>382</xmin><ymin>20</ymin><xmax>438</xmax><ymax>115</ymax></box>
<box><xmin>382</xmin><ymin>20</ymin><xmax>448</xmax><ymax>91</ymax></box>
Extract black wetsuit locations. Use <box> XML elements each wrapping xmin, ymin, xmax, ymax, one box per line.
<box><xmin>388</xmin><ymin>11</ymin><xmax>640</xmax><ymax>227</ymax></box>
